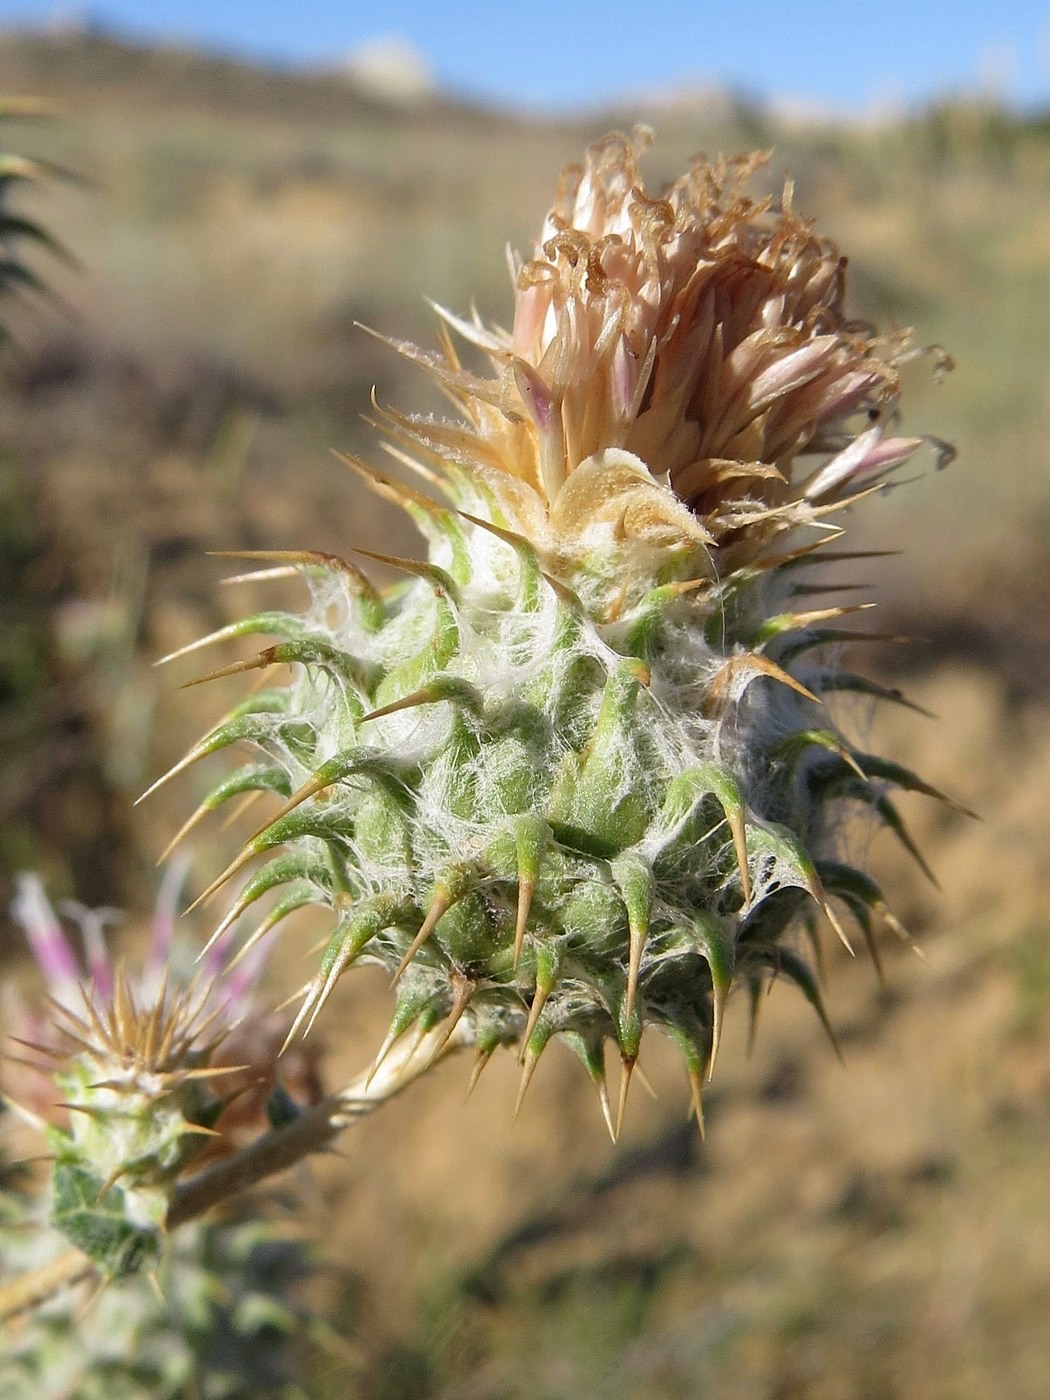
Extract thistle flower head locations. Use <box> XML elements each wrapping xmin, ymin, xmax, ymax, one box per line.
<box><xmin>8</xmin><ymin>872</ymin><xmax>224</xmax><ymax>1124</ymax></box>
<box><xmin>157</xmin><ymin>132</ymin><xmax>955</xmax><ymax>1139</ymax></box>
<box><xmin>388</xmin><ymin>129</ymin><xmax>928</xmax><ymax>584</ymax></box>
<box><xmin>3</xmin><ymin>871</ymin><xmax>322</xmax><ymax>1273</ymax></box>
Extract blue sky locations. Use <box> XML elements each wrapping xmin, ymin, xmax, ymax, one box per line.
<box><xmin>2</xmin><ymin>1</ymin><xmax>1048</xmax><ymax>113</ymax></box>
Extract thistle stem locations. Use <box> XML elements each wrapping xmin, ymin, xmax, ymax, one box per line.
<box><xmin>0</xmin><ymin>1247</ymin><xmax>95</xmax><ymax>1324</ymax></box>
<box><xmin>0</xmin><ymin>1022</ymin><xmax>470</xmax><ymax>1324</ymax></box>
<box><xmin>170</xmin><ymin>1021</ymin><xmax>470</xmax><ymax>1225</ymax></box>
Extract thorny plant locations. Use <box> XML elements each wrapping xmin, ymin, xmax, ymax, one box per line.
<box><xmin>0</xmin><ymin>873</ymin><xmax>333</xmax><ymax>1396</ymax></box>
<box><xmin>1</xmin><ymin>127</ymin><xmax>963</xmax><ymax>1346</ymax></box>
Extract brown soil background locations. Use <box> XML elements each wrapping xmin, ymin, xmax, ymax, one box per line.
<box><xmin>1</xmin><ymin>32</ymin><xmax>1049</xmax><ymax>1398</ymax></box>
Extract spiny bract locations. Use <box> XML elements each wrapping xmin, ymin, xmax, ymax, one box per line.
<box><xmin>161</xmin><ymin>131</ymin><xmax>956</xmax><ymax>1136</ymax></box>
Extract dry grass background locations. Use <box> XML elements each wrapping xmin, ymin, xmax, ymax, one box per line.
<box><xmin>1</xmin><ymin>30</ymin><xmax>1049</xmax><ymax>1398</ymax></box>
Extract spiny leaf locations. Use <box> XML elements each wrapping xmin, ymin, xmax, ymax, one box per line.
<box><xmin>51</xmin><ymin>1161</ymin><xmax>160</xmax><ymax>1278</ymax></box>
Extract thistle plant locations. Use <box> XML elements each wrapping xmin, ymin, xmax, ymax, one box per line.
<box><xmin>0</xmin><ymin>873</ymin><xmax>329</xmax><ymax>1393</ymax></box>
<box><xmin>2</xmin><ymin>869</ymin><xmax>317</xmax><ymax>1272</ymax></box>
<box><xmin>150</xmin><ymin>130</ymin><xmax>957</xmax><ymax>1138</ymax></box>
<box><xmin>0</xmin><ymin>864</ymin><xmax>471</xmax><ymax>1325</ymax></box>
<box><xmin>2</xmin><ymin>130</ymin><xmax>961</xmax><ymax>1344</ymax></box>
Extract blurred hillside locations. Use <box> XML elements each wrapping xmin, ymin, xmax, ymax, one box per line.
<box><xmin>1</xmin><ymin>28</ymin><xmax>1049</xmax><ymax>1399</ymax></box>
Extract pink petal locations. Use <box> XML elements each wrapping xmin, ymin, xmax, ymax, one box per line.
<box><xmin>804</xmin><ymin>429</ymin><xmax>923</xmax><ymax>500</ymax></box>
<box><xmin>10</xmin><ymin>873</ymin><xmax>80</xmax><ymax>995</ymax></box>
